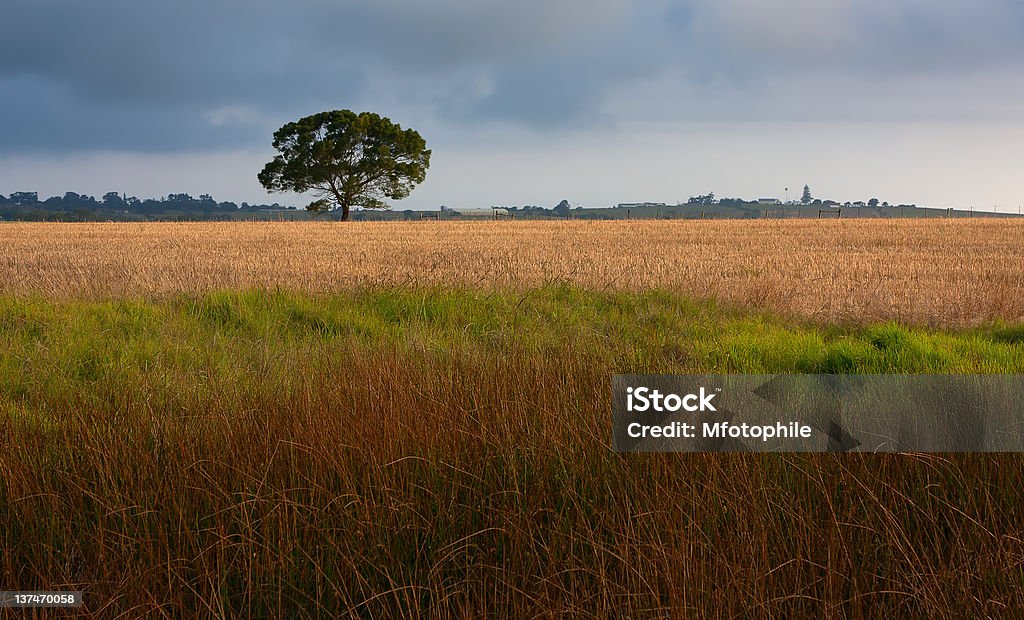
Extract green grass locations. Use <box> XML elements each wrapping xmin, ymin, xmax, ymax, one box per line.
<box><xmin>2</xmin><ymin>286</ymin><xmax>1024</xmax><ymax>617</ymax></box>
<box><xmin>3</xmin><ymin>287</ymin><xmax>1024</xmax><ymax>398</ymax></box>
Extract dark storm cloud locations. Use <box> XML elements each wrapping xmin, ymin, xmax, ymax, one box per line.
<box><xmin>1</xmin><ymin>0</ymin><xmax>1023</xmax><ymax>153</ymax></box>
<box><xmin>0</xmin><ymin>76</ymin><xmax>253</xmax><ymax>151</ymax></box>
<box><xmin>0</xmin><ymin>1</ymin><xmax>372</xmax><ymax>150</ymax></box>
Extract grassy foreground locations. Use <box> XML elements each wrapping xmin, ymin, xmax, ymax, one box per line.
<box><xmin>2</xmin><ymin>287</ymin><xmax>1024</xmax><ymax>617</ymax></box>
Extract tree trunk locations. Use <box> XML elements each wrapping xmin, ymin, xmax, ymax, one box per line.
<box><xmin>340</xmin><ymin>202</ymin><xmax>351</xmax><ymax>221</ymax></box>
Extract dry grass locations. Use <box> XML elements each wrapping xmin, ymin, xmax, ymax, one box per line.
<box><xmin>3</xmin><ymin>221</ymin><xmax>1024</xmax><ymax>616</ymax></box>
<box><xmin>2</xmin><ymin>219</ymin><xmax>1023</xmax><ymax>325</ymax></box>
<box><xmin>2</xmin><ymin>292</ymin><xmax>1023</xmax><ymax>617</ymax></box>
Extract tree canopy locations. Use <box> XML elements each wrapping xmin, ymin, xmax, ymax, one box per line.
<box><xmin>258</xmin><ymin>110</ymin><xmax>430</xmax><ymax>221</ymax></box>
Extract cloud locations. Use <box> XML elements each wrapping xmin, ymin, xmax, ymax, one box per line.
<box><xmin>682</xmin><ymin>0</ymin><xmax>1024</xmax><ymax>76</ymax></box>
<box><xmin>1</xmin><ymin>0</ymin><xmax>1024</xmax><ymax>154</ymax></box>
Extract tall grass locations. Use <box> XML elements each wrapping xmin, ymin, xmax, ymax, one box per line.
<box><xmin>2</xmin><ymin>288</ymin><xmax>1024</xmax><ymax>616</ymax></box>
<box><xmin>2</xmin><ymin>220</ymin><xmax>1024</xmax><ymax>325</ymax></box>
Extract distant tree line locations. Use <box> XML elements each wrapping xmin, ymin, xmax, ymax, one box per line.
<box><xmin>0</xmin><ymin>191</ymin><xmax>302</xmax><ymax>222</ymax></box>
<box><xmin>0</xmin><ymin>189</ymin><xmax>923</xmax><ymax>223</ymax></box>
<box><xmin>684</xmin><ymin>187</ymin><xmax>914</xmax><ymax>210</ymax></box>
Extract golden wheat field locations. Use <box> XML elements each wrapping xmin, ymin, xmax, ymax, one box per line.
<box><xmin>2</xmin><ymin>219</ymin><xmax>1023</xmax><ymax>325</ymax></box>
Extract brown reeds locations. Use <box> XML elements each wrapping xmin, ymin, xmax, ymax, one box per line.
<box><xmin>3</xmin><ymin>339</ymin><xmax>1022</xmax><ymax>617</ymax></box>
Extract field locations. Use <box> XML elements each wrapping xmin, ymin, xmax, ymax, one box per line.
<box><xmin>3</xmin><ymin>220</ymin><xmax>1024</xmax><ymax>325</ymax></box>
<box><xmin>2</xmin><ymin>221</ymin><xmax>1024</xmax><ymax>617</ymax></box>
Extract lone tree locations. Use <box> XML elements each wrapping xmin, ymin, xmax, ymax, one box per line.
<box><xmin>801</xmin><ymin>185</ymin><xmax>812</xmax><ymax>204</ymax></box>
<box><xmin>258</xmin><ymin>110</ymin><xmax>430</xmax><ymax>221</ymax></box>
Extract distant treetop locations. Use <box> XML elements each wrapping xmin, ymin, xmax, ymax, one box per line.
<box><xmin>258</xmin><ymin>110</ymin><xmax>431</xmax><ymax>221</ymax></box>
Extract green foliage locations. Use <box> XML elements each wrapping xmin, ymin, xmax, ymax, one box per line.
<box><xmin>688</xmin><ymin>192</ymin><xmax>716</xmax><ymax>205</ymax></box>
<box><xmin>258</xmin><ymin>110</ymin><xmax>431</xmax><ymax>221</ymax></box>
<box><xmin>305</xmin><ymin>198</ymin><xmax>331</xmax><ymax>214</ymax></box>
<box><xmin>989</xmin><ymin>324</ymin><xmax>1024</xmax><ymax>344</ymax></box>
<box><xmin>3</xmin><ymin>289</ymin><xmax>1024</xmax><ymax>389</ymax></box>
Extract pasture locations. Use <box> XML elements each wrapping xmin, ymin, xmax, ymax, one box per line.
<box><xmin>2</xmin><ymin>220</ymin><xmax>1023</xmax><ymax>325</ymax></box>
<box><xmin>1</xmin><ymin>220</ymin><xmax>1024</xmax><ymax>616</ymax></box>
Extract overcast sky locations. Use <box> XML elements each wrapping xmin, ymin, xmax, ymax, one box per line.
<box><xmin>2</xmin><ymin>0</ymin><xmax>1023</xmax><ymax>210</ymax></box>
